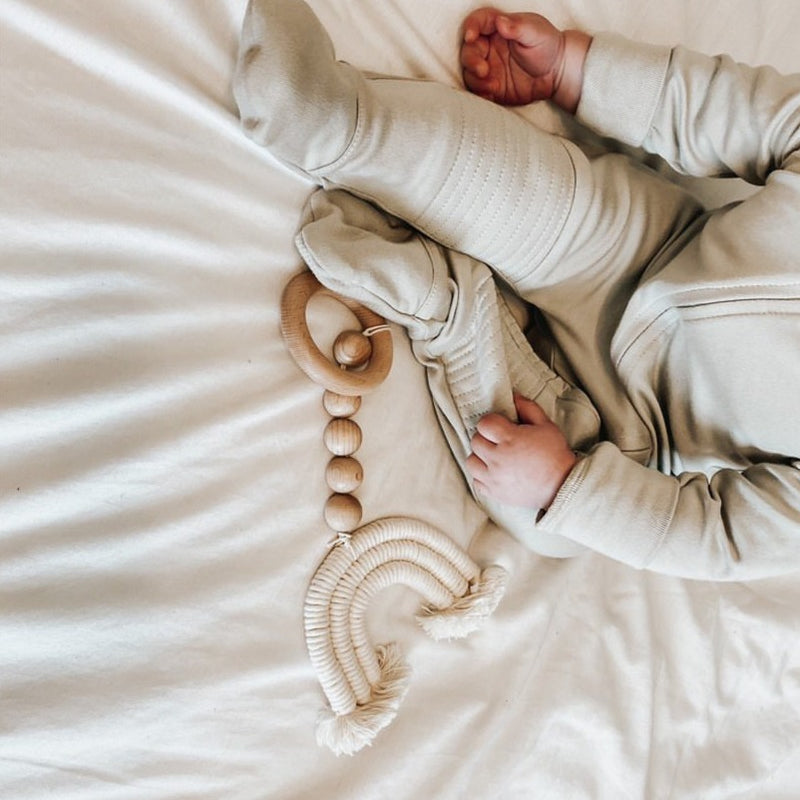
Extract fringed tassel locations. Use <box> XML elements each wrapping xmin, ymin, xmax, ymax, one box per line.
<box><xmin>416</xmin><ymin>565</ymin><xmax>509</xmax><ymax>640</ymax></box>
<box><xmin>315</xmin><ymin>643</ymin><xmax>410</xmax><ymax>756</ymax></box>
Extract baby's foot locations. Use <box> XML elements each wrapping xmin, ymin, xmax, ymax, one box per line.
<box><xmin>234</xmin><ymin>0</ymin><xmax>360</xmax><ymax>172</ymax></box>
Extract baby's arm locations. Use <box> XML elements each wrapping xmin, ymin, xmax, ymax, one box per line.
<box><xmin>460</xmin><ymin>7</ymin><xmax>591</xmax><ymax>112</ymax></box>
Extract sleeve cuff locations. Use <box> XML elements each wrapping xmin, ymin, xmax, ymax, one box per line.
<box><xmin>536</xmin><ymin>442</ymin><xmax>679</xmax><ymax>568</ymax></box>
<box><xmin>576</xmin><ymin>32</ymin><xmax>672</xmax><ymax>147</ymax></box>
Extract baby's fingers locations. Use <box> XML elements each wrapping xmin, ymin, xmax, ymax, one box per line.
<box><xmin>460</xmin><ymin>39</ymin><xmax>490</xmax><ymax>78</ymax></box>
<box><xmin>462</xmin><ymin>69</ymin><xmax>498</xmax><ymax>100</ymax></box>
<box><xmin>462</xmin><ymin>6</ymin><xmax>501</xmax><ymax>43</ymax></box>
<box><xmin>461</xmin><ymin>39</ymin><xmax>498</xmax><ymax>99</ymax></box>
<box><xmin>465</xmin><ymin>453</ymin><xmax>492</xmax><ymax>498</ymax></box>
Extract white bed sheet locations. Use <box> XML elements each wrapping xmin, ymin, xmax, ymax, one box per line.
<box><xmin>1</xmin><ymin>1</ymin><xmax>799</xmax><ymax>798</ymax></box>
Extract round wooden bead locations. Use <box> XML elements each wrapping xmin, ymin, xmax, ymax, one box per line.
<box><xmin>326</xmin><ymin>456</ymin><xmax>364</xmax><ymax>493</ymax></box>
<box><xmin>323</xmin><ymin>418</ymin><xmax>362</xmax><ymax>456</ymax></box>
<box><xmin>324</xmin><ymin>493</ymin><xmax>363</xmax><ymax>532</ymax></box>
<box><xmin>322</xmin><ymin>390</ymin><xmax>361</xmax><ymax>418</ymax></box>
<box><xmin>333</xmin><ymin>330</ymin><xmax>372</xmax><ymax>368</ymax></box>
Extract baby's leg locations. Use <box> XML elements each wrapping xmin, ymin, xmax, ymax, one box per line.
<box><xmin>234</xmin><ymin>0</ymin><xmax>574</xmax><ymax>285</ymax></box>
<box><xmin>235</xmin><ymin>0</ymin><xmax>702</xmax><ymax>447</ymax></box>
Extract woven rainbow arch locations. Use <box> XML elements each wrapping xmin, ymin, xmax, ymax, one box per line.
<box><xmin>305</xmin><ymin>516</ymin><xmax>507</xmax><ymax>755</ymax></box>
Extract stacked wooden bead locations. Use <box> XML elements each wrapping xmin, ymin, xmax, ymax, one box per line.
<box><xmin>322</xmin><ymin>330</ymin><xmax>372</xmax><ymax>534</ymax></box>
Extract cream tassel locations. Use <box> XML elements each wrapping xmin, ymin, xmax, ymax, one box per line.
<box><xmin>314</xmin><ymin>643</ymin><xmax>410</xmax><ymax>757</ymax></box>
<box><xmin>416</xmin><ymin>565</ymin><xmax>509</xmax><ymax>641</ymax></box>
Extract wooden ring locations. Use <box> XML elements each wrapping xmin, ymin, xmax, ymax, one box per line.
<box><xmin>280</xmin><ymin>271</ymin><xmax>393</xmax><ymax>396</ymax></box>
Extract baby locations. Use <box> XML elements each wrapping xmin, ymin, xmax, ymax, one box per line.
<box><xmin>235</xmin><ymin>1</ymin><xmax>800</xmax><ymax>579</ymax></box>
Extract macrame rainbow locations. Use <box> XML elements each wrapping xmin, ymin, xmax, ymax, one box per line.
<box><xmin>305</xmin><ymin>516</ymin><xmax>507</xmax><ymax>755</ymax></box>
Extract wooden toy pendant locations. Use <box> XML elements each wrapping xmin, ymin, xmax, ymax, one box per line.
<box><xmin>279</xmin><ymin>269</ymin><xmax>507</xmax><ymax>756</ymax></box>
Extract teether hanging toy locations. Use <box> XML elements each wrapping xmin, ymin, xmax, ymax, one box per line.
<box><xmin>281</xmin><ymin>270</ymin><xmax>507</xmax><ymax>756</ymax></box>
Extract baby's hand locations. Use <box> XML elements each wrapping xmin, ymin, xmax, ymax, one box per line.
<box><xmin>460</xmin><ymin>7</ymin><xmax>591</xmax><ymax>112</ymax></box>
<box><xmin>466</xmin><ymin>394</ymin><xmax>577</xmax><ymax>512</ymax></box>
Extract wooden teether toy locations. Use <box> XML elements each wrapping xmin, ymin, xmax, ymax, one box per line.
<box><xmin>280</xmin><ymin>269</ymin><xmax>507</xmax><ymax>756</ymax></box>
<box><xmin>281</xmin><ymin>269</ymin><xmax>391</xmax><ymax>544</ymax></box>
<box><xmin>280</xmin><ymin>270</ymin><xmax>392</xmax><ymax>396</ymax></box>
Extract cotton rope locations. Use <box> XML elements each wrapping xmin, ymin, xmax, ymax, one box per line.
<box><xmin>305</xmin><ymin>517</ymin><xmax>507</xmax><ymax>754</ymax></box>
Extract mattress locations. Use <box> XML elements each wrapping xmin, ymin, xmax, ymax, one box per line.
<box><xmin>2</xmin><ymin>1</ymin><xmax>799</xmax><ymax>798</ymax></box>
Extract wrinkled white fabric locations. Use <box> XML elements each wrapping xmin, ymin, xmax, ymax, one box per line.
<box><xmin>2</xmin><ymin>1</ymin><xmax>800</xmax><ymax>799</ymax></box>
